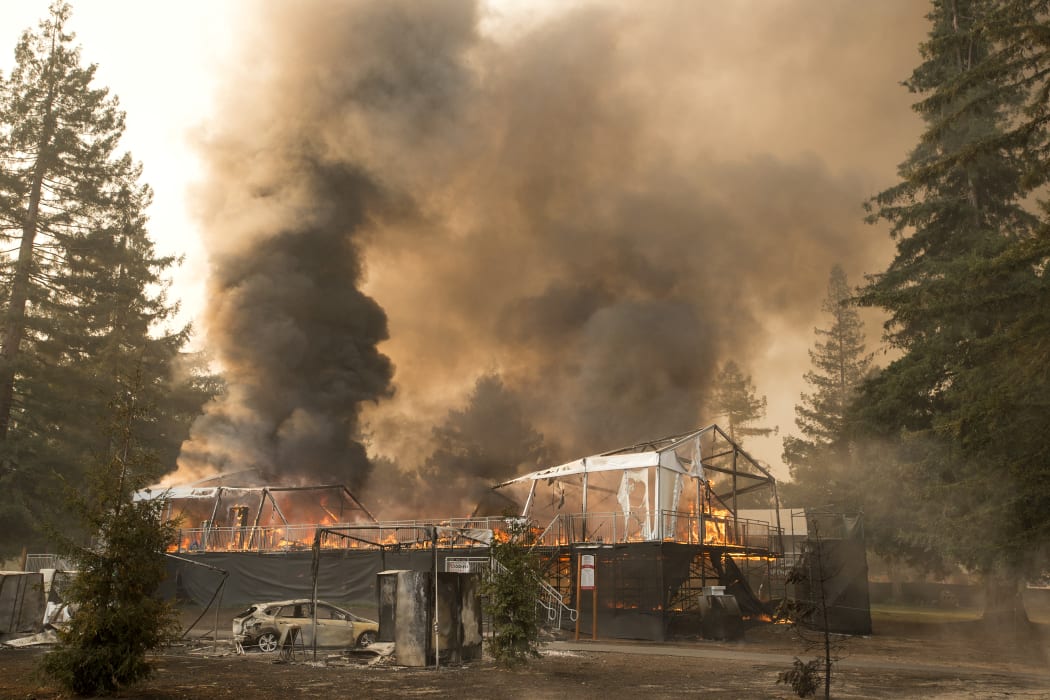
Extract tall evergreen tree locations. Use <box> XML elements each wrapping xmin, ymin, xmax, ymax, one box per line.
<box><xmin>419</xmin><ymin>374</ymin><xmax>546</xmax><ymax>512</ymax></box>
<box><xmin>710</xmin><ymin>360</ymin><xmax>775</xmax><ymax>447</ymax></box>
<box><xmin>782</xmin><ymin>265</ymin><xmax>873</xmax><ymax>509</ymax></box>
<box><xmin>0</xmin><ymin>1</ymin><xmax>125</xmax><ymax>437</ymax></box>
<box><xmin>0</xmin><ymin>3</ymin><xmax>217</xmax><ymax>555</ymax></box>
<box><xmin>855</xmin><ymin>0</ymin><xmax>1048</xmax><ymax>623</ymax></box>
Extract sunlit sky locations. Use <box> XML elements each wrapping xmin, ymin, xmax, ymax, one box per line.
<box><xmin>0</xmin><ymin>0</ymin><xmax>239</xmax><ymax>342</ymax></box>
<box><xmin>0</xmin><ymin>0</ymin><xmax>554</xmax><ymax>345</ymax></box>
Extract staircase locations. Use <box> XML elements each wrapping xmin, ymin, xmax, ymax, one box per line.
<box><xmin>445</xmin><ymin>556</ymin><xmax>577</xmax><ymax>630</ymax></box>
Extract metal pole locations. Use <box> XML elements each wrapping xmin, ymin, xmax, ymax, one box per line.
<box><xmin>310</xmin><ymin>529</ymin><xmax>322</xmax><ymax>661</ymax></box>
<box><xmin>772</xmin><ymin>482</ymin><xmax>785</xmax><ymax>556</ymax></box>
<box><xmin>206</xmin><ymin>487</ymin><xmax>224</xmax><ymax>552</ymax></box>
<box><xmin>213</xmin><ymin>578</ymin><xmax>224</xmax><ymax>655</ymax></box>
<box><xmin>247</xmin><ymin>490</ymin><xmax>266</xmax><ymax>550</ymax></box>
<box><xmin>574</xmin><ymin>551</ymin><xmax>581</xmax><ymax>641</ymax></box>
<box><xmin>655</xmin><ymin>464</ymin><xmax>662</xmax><ymax>540</ymax></box>
<box><xmin>695</xmin><ymin>478</ymin><xmax>702</xmax><ymax>544</ymax></box>
<box><xmin>732</xmin><ymin>451</ymin><xmax>739</xmax><ymax>543</ymax></box>
<box><xmin>522</xmin><ymin>481</ymin><xmax>537</xmax><ymax>518</ymax></box>
<box><xmin>432</xmin><ymin>526</ymin><xmax>439</xmax><ymax>669</ymax></box>
<box><xmin>582</xmin><ymin>467</ymin><xmax>588</xmax><ymax>542</ymax></box>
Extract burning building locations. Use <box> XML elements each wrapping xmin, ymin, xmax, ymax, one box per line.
<box><xmin>140</xmin><ymin>476</ymin><xmax>377</xmax><ymax>554</ymax></box>
<box><xmin>149</xmin><ymin>425</ymin><xmax>789</xmax><ymax>642</ymax></box>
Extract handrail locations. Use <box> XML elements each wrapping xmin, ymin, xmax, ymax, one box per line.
<box><xmin>488</xmin><ymin>558</ymin><xmax>578</xmax><ymax>627</ymax></box>
<box><xmin>169</xmin><ymin>511</ymin><xmax>784</xmax><ymax>555</ymax></box>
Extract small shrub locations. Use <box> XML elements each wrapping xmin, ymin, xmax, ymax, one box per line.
<box><xmin>777</xmin><ymin>657</ymin><xmax>821</xmax><ymax>698</ymax></box>
<box><xmin>483</xmin><ymin>518</ymin><xmax>542</xmax><ymax>667</ymax></box>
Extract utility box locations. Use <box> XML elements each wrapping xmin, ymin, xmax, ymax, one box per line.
<box><xmin>394</xmin><ymin>570</ymin><xmax>431</xmax><ymax>667</ymax></box>
<box><xmin>376</xmin><ymin>570</ymin><xmax>482</xmax><ymax>666</ymax></box>
<box><xmin>698</xmin><ymin>592</ymin><xmax>743</xmax><ymax>641</ymax></box>
<box><xmin>376</xmin><ymin>570</ymin><xmax>404</xmax><ymax>644</ymax></box>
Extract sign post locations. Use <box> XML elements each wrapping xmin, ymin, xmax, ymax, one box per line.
<box><xmin>575</xmin><ymin>553</ymin><xmax>597</xmax><ymax>641</ymax></box>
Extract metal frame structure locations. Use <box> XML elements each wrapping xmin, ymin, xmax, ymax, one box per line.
<box><xmin>495</xmin><ymin>424</ymin><xmax>783</xmax><ymax>548</ymax></box>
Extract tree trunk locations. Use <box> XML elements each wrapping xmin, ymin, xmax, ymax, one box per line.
<box><xmin>0</xmin><ymin>77</ymin><xmax>57</xmax><ymax>440</ymax></box>
<box><xmin>0</xmin><ymin>166</ymin><xmax>47</xmax><ymax>439</ymax></box>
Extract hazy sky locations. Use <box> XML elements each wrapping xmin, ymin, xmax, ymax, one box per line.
<box><xmin>0</xmin><ymin>1</ymin><xmax>930</xmax><ymax>482</ymax></box>
<box><xmin>0</xmin><ymin>0</ymin><xmax>237</xmax><ymax>336</ymax></box>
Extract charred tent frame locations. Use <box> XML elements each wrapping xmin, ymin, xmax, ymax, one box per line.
<box><xmin>786</xmin><ymin>510</ymin><xmax>873</xmax><ymax>636</ymax></box>
<box><xmin>134</xmin><ymin>482</ymin><xmax>377</xmax><ymax>553</ymax></box>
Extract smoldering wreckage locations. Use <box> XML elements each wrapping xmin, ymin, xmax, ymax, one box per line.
<box><xmin>1</xmin><ymin>424</ymin><xmax>872</xmax><ymax>669</ymax></box>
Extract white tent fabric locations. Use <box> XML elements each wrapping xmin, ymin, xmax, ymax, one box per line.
<box><xmin>497</xmin><ymin>451</ymin><xmax>690</xmax><ymax>487</ymax></box>
<box><xmin>616</xmin><ymin>469</ymin><xmax>651</xmax><ymax>540</ymax></box>
<box><xmin>497</xmin><ymin>441</ymin><xmax>700</xmax><ymax>539</ymax></box>
<box><xmin>132</xmin><ymin>486</ymin><xmax>260</xmax><ymax>502</ymax></box>
<box><xmin>492</xmin><ymin>425</ymin><xmax>779</xmax><ymax>543</ymax></box>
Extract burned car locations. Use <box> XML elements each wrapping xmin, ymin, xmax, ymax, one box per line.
<box><xmin>232</xmin><ymin>599</ymin><xmax>379</xmax><ymax>652</ymax></box>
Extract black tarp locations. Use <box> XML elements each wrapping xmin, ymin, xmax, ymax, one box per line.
<box><xmin>711</xmin><ymin>550</ymin><xmax>769</xmax><ymax>618</ymax></box>
<box><xmin>568</xmin><ymin>542</ymin><xmax>768</xmax><ymax>642</ymax></box>
<box><xmin>164</xmin><ymin>542</ymin><xmax>774</xmax><ymax>642</ymax></box>
<box><xmin>161</xmin><ymin>548</ymin><xmax>489</xmax><ymax>610</ymax></box>
<box><xmin>792</xmin><ymin>514</ymin><xmax>873</xmax><ymax>635</ymax></box>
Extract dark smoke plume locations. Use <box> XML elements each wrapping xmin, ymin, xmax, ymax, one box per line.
<box><xmin>176</xmin><ymin>0</ymin><xmax>479</xmax><ymax>488</ymax></box>
<box><xmin>176</xmin><ymin>0</ymin><xmax>927</xmax><ymax>507</ymax></box>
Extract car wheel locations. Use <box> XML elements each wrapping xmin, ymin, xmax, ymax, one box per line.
<box><xmin>257</xmin><ymin>631</ymin><xmax>279</xmax><ymax>653</ymax></box>
<box><xmin>357</xmin><ymin>631</ymin><xmax>377</xmax><ymax>648</ymax></box>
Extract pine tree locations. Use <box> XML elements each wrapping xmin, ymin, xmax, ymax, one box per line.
<box><xmin>419</xmin><ymin>374</ymin><xmax>546</xmax><ymax>511</ymax></box>
<box><xmin>782</xmin><ymin>266</ymin><xmax>873</xmax><ymax>509</ymax></box>
<box><xmin>710</xmin><ymin>360</ymin><xmax>775</xmax><ymax>446</ymax></box>
<box><xmin>855</xmin><ymin>0</ymin><xmax>1048</xmax><ymax>624</ymax></box>
<box><xmin>40</xmin><ymin>368</ymin><xmax>179</xmax><ymax>695</ymax></box>
<box><xmin>0</xmin><ymin>1</ymin><xmax>127</xmax><ymax>437</ymax></box>
<box><xmin>0</xmin><ymin>3</ymin><xmax>217</xmax><ymax>555</ymax></box>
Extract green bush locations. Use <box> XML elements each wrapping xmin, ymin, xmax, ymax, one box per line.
<box><xmin>483</xmin><ymin>519</ymin><xmax>542</xmax><ymax>667</ymax></box>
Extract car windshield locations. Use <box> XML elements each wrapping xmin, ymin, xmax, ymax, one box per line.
<box><xmin>234</xmin><ymin>606</ymin><xmax>258</xmax><ymax>618</ymax></box>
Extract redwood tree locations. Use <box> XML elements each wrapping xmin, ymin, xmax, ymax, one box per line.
<box><xmin>0</xmin><ymin>3</ymin><xmax>216</xmax><ymax>554</ymax></box>
<box><xmin>855</xmin><ymin>0</ymin><xmax>1049</xmax><ymax>624</ymax></box>
<box><xmin>781</xmin><ymin>265</ymin><xmax>873</xmax><ymax>510</ymax></box>
<box><xmin>710</xmin><ymin>360</ymin><xmax>775</xmax><ymax>447</ymax></box>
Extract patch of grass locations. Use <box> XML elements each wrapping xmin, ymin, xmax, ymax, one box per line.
<box><xmin>870</xmin><ymin>603</ymin><xmax>982</xmax><ymax>624</ymax></box>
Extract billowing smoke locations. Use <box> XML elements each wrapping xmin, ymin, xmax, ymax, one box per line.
<box><xmin>176</xmin><ymin>0</ymin><xmax>927</xmax><ymax>508</ymax></box>
<box><xmin>176</xmin><ymin>0</ymin><xmax>479</xmax><ymax>488</ymax></box>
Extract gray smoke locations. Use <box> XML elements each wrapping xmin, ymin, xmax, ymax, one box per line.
<box><xmin>176</xmin><ymin>0</ymin><xmax>479</xmax><ymax>488</ymax></box>
<box><xmin>176</xmin><ymin>0</ymin><xmax>927</xmax><ymax>504</ymax></box>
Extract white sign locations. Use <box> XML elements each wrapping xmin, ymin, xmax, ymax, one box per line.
<box><xmin>446</xmin><ymin>560</ymin><xmax>472</xmax><ymax>573</ymax></box>
<box><xmin>580</xmin><ymin>554</ymin><xmax>596</xmax><ymax>590</ymax></box>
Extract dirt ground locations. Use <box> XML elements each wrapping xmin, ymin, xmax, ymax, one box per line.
<box><xmin>3</xmin><ymin>613</ymin><xmax>1050</xmax><ymax>699</ymax></box>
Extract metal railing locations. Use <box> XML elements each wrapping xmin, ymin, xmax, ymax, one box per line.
<box><xmin>170</xmin><ymin>511</ymin><xmax>782</xmax><ymax>555</ymax></box>
<box><xmin>173</xmin><ymin>518</ymin><xmax>503</xmax><ymax>554</ymax></box>
<box><xmin>530</xmin><ymin>511</ymin><xmax>782</xmax><ymax>553</ymax></box>
<box><xmin>24</xmin><ymin>554</ymin><xmax>73</xmax><ymax>572</ymax></box>
<box><xmin>445</xmin><ymin>556</ymin><xmax>578</xmax><ymax>630</ymax></box>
